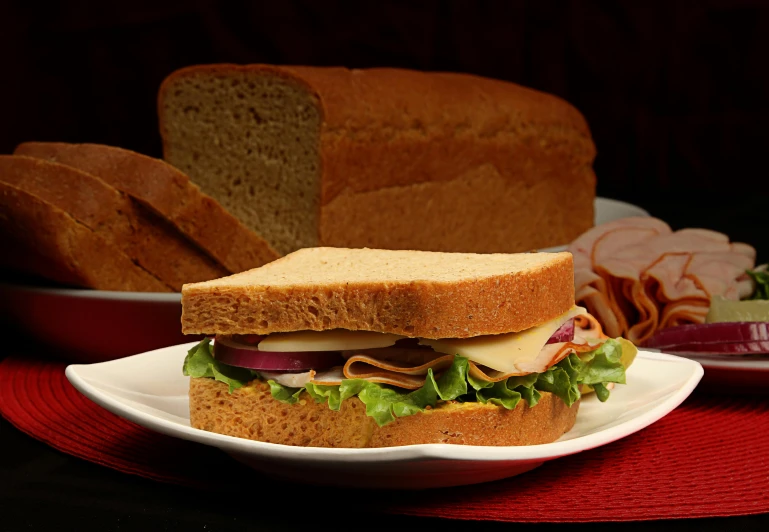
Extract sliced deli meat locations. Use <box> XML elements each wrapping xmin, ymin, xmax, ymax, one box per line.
<box><xmin>343</xmin><ymin>352</ymin><xmax>456</xmax><ymax>389</ymax></box>
<box><xmin>570</xmin><ymin>217</ymin><xmax>757</xmax><ymax>345</ymax></box>
<box><xmin>302</xmin><ymin>309</ymin><xmax>606</xmax><ymax>390</ymax></box>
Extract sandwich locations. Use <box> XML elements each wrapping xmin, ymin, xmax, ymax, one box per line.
<box><xmin>181</xmin><ymin>247</ymin><xmax>636</xmax><ymax>448</ymax></box>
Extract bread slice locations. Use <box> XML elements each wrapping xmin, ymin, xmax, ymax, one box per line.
<box><xmin>189</xmin><ymin>377</ymin><xmax>579</xmax><ymax>448</ymax></box>
<box><xmin>158</xmin><ymin>65</ymin><xmax>596</xmax><ymax>256</ymax></box>
<box><xmin>0</xmin><ymin>155</ymin><xmax>229</xmax><ymax>291</ymax></box>
<box><xmin>181</xmin><ymin>247</ymin><xmax>574</xmax><ymax>338</ymax></box>
<box><xmin>13</xmin><ymin>142</ymin><xmax>280</xmax><ymax>274</ymax></box>
<box><xmin>0</xmin><ymin>181</ymin><xmax>170</xmax><ymax>292</ymax></box>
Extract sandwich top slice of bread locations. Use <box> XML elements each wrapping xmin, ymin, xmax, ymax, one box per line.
<box><xmin>158</xmin><ymin>65</ymin><xmax>596</xmax><ymax>256</ymax></box>
<box><xmin>14</xmin><ymin>142</ymin><xmax>280</xmax><ymax>274</ymax></box>
<box><xmin>0</xmin><ymin>155</ymin><xmax>228</xmax><ymax>291</ymax></box>
<box><xmin>181</xmin><ymin>247</ymin><xmax>574</xmax><ymax>338</ymax></box>
<box><xmin>0</xmin><ymin>181</ymin><xmax>170</xmax><ymax>292</ymax></box>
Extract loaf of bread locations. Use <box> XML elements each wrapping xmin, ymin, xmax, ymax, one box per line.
<box><xmin>158</xmin><ymin>65</ymin><xmax>596</xmax><ymax>256</ymax></box>
<box><xmin>0</xmin><ymin>181</ymin><xmax>170</xmax><ymax>292</ymax></box>
<box><xmin>189</xmin><ymin>377</ymin><xmax>579</xmax><ymax>448</ymax></box>
<box><xmin>14</xmin><ymin>142</ymin><xmax>280</xmax><ymax>274</ymax></box>
<box><xmin>0</xmin><ymin>155</ymin><xmax>228</xmax><ymax>291</ymax></box>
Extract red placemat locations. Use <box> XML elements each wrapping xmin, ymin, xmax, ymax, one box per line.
<box><xmin>2</xmin><ymin>355</ymin><xmax>768</xmax><ymax>522</ymax></box>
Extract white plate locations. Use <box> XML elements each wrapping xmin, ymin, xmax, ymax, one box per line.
<box><xmin>682</xmin><ymin>355</ymin><xmax>769</xmax><ymax>393</ymax></box>
<box><xmin>65</xmin><ymin>343</ymin><xmax>702</xmax><ymax>489</ymax></box>
<box><xmin>593</xmin><ymin>196</ymin><xmax>649</xmax><ymax>225</ymax></box>
<box><xmin>539</xmin><ymin>197</ymin><xmax>650</xmax><ymax>253</ymax></box>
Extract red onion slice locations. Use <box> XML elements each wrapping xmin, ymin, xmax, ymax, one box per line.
<box><xmin>664</xmin><ymin>341</ymin><xmax>769</xmax><ymax>357</ymax></box>
<box><xmin>644</xmin><ymin>322</ymin><xmax>769</xmax><ymax>349</ymax></box>
<box><xmin>214</xmin><ymin>336</ymin><xmax>344</xmax><ymax>371</ymax></box>
<box><xmin>547</xmin><ymin>319</ymin><xmax>575</xmax><ymax>344</ymax></box>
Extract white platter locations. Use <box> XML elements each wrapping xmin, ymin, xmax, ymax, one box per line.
<box><xmin>65</xmin><ymin>343</ymin><xmax>702</xmax><ymax>489</ymax></box>
<box><xmin>684</xmin><ymin>355</ymin><xmax>769</xmax><ymax>393</ymax></box>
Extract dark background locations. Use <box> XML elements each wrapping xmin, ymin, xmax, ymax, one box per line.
<box><xmin>2</xmin><ymin>1</ymin><xmax>768</xmax><ymax>530</ymax></box>
<box><xmin>3</xmin><ymin>0</ymin><xmax>768</xmax><ymax>210</ymax></box>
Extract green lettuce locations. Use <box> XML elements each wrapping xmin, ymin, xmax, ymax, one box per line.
<box><xmin>747</xmin><ymin>268</ymin><xmax>769</xmax><ymax>300</ymax></box>
<box><xmin>302</xmin><ymin>357</ymin><xmax>471</xmax><ymax>426</ymax></box>
<box><xmin>267</xmin><ymin>380</ymin><xmax>303</xmax><ymax>404</ymax></box>
<box><xmin>186</xmin><ymin>337</ymin><xmax>629</xmax><ymax>426</ymax></box>
<box><xmin>182</xmin><ymin>338</ymin><xmax>256</xmax><ymax>393</ymax></box>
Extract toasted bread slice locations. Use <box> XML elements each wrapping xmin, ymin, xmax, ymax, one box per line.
<box><xmin>0</xmin><ymin>181</ymin><xmax>170</xmax><ymax>292</ymax></box>
<box><xmin>189</xmin><ymin>377</ymin><xmax>579</xmax><ymax>448</ymax></box>
<box><xmin>14</xmin><ymin>142</ymin><xmax>280</xmax><ymax>273</ymax></box>
<box><xmin>0</xmin><ymin>155</ymin><xmax>228</xmax><ymax>291</ymax></box>
<box><xmin>181</xmin><ymin>247</ymin><xmax>574</xmax><ymax>338</ymax></box>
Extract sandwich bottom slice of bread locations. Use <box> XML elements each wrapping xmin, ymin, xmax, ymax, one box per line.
<box><xmin>190</xmin><ymin>378</ymin><xmax>579</xmax><ymax>448</ymax></box>
<box><xmin>181</xmin><ymin>247</ymin><xmax>637</xmax><ymax>447</ymax></box>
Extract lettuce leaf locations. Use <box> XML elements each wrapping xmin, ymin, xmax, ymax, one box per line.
<box><xmin>578</xmin><ymin>339</ymin><xmax>626</xmax><ymax>385</ymax></box>
<box><xmin>182</xmin><ymin>338</ymin><xmax>255</xmax><ymax>393</ymax></box>
<box><xmin>304</xmin><ymin>358</ymin><xmax>471</xmax><ymax>426</ymax></box>
<box><xmin>536</xmin><ymin>339</ymin><xmax>628</xmax><ymax>406</ymax></box>
<box><xmin>267</xmin><ymin>380</ymin><xmax>303</xmax><ymax>404</ymax></box>
<box><xmin>305</xmin><ymin>383</ymin><xmax>343</xmax><ymax>409</ymax></box>
<box><xmin>535</xmin><ymin>359</ymin><xmax>582</xmax><ymax>407</ymax></box>
<box><xmin>188</xmin><ymin>337</ymin><xmax>629</xmax><ymax>426</ymax></box>
<box><xmin>747</xmin><ymin>268</ymin><xmax>769</xmax><ymax>300</ymax></box>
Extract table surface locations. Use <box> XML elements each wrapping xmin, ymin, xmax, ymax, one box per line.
<box><xmin>2</xmin><ymin>191</ymin><xmax>768</xmax><ymax>531</ymax></box>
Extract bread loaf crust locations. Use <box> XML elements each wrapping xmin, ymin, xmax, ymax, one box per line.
<box><xmin>14</xmin><ymin>142</ymin><xmax>280</xmax><ymax>274</ymax></box>
<box><xmin>0</xmin><ymin>181</ymin><xmax>171</xmax><ymax>292</ymax></box>
<box><xmin>181</xmin><ymin>248</ymin><xmax>575</xmax><ymax>338</ymax></box>
<box><xmin>189</xmin><ymin>377</ymin><xmax>579</xmax><ymax>448</ymax></box>
<box><xmin>158</xmin><ymin>64</ymin><xmax>596</xmax><ymax>254</ymax></box>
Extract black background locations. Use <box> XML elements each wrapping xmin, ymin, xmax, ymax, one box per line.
<box><xmin>1</xmin><ymin>1</ymin><xmax>768</xmax><ymax>529</ymax></box>
<box><xmin>2</xmin><ymin>0</ymin><xmax>767</xmax><ymax>260</ymax></box>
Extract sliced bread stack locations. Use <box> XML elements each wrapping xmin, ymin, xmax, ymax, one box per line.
<box><xmin>2</xmin><ymin>144</ymin><xmax>280</xmax><ymax>292</ymax></box>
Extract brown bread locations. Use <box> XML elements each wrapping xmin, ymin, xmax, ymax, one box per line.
<box><xmin>189</xmin><ymin>377</ymin><xmax>579</xmax><ymax>448</ymax></box>
<box><xmin>0</xmin><ymin>181</ymin><xmax>170</xmax><ymax>292</ymax></box>
<box><xmin>181</xmin><ymin>247</ymin><xmax>574</xmax><ymax>338</ymax></box>
<box><xmin>14</xmin><ymin>142</ymin><xmax>280</xmax><ymax>274</ymax></box>
<box><xmin>0</xmin><ymin>155</ymin><xmax>228</xmax><ymax>291</ymax></box>
<box><xmin>158</xmin><ymin>65</ymin><xmax>596</xmax><ymax>256</ymax></box>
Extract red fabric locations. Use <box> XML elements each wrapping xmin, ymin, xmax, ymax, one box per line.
<box><xmin>1</xmin><ymin>355</ymin><xmax>768</xmax><ymax>522</ymax></box>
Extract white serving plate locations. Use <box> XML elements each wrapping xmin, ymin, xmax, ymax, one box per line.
<box><xmin>683</xmin><ymin>355</ymin><xmax>769</xmax><ymax>393</ymax></box>
<box><xmin>65</xmin><ymin>343</ymin><xmax>702</xmax><ymax>489</ymax></box>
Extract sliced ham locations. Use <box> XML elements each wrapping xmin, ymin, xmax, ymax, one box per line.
<box><xmin>301</xmin><ymin>313</ymin><xmax>609</xmax><ymax>390</ymax></box>
<box><xmin>570</xmin><ymin>217</ymin><xmax>756</xmax><ymax>345</ymax></box>
<box><xmin>342</xmin><ymin>352</ymin><xmax>456</xmax><ymax>389</ymax></box>
<box><xmin>571</xmin><ymin>217</ymin><xmax>672</xmax><ymax>338</ymax></box>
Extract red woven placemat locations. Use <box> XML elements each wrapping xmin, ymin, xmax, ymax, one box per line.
<box><xmin>1</xmin><ymin>355</ymin><xmax>768</xmax><ymax>522</ymax></box>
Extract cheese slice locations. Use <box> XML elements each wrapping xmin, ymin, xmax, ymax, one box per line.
<box><xmin>420</xmin><ymin>306</ymin><xmax>588</xmax><ymax>373</ymax></box>
<box><xmin>257</xmin><ymin>329</ymin><xmax>406</xmax><ymax>352</ymax></box>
